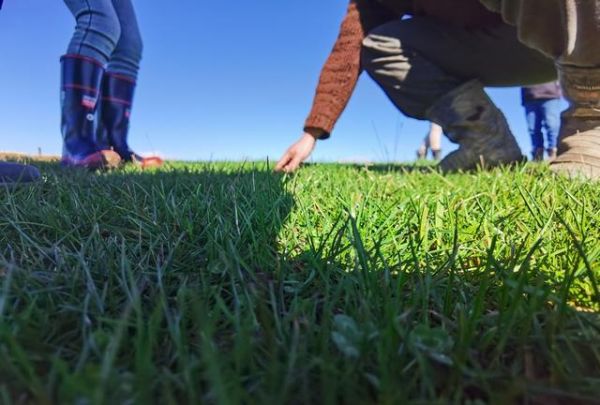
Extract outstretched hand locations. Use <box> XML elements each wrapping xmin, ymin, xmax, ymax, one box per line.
<box><xmin>275</xmin><ymin>132</ymin><xmax>319</xmax><ymax>173</ymax></box>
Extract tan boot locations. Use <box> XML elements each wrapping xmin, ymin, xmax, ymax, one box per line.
<box><xmin>551</xmin><ymin>65</ymin><xmax>600</xmax><ymax>180</ymax></box>
<box><xmin>427</xmin><ymin>80</ymin><xmax>523</xmax><ymax>173</ymax></box>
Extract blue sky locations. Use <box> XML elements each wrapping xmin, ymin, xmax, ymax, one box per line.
<box><xmin>0</xmin><ymin>1</ymin><xmax>564</xmax><ymax>162</ymax></box>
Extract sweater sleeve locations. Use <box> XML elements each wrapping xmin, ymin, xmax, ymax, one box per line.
<box><xmin>304</xmin><ymin>0</ymin><xmax>397</xmax><ymax>138</ymax></box>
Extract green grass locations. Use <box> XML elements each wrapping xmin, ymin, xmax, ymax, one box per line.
<box><xmin>1</xmin><ymin>161</ymin><xmax>599</xmax><ymax>404</ymax></box>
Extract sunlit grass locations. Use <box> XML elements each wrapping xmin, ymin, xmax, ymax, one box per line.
<box><xmin>1</xmin><ymin>161</ymin><xmax>599</xmax><ymax>403</ymax></box>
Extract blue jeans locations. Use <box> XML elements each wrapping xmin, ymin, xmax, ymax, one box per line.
<box><xmin>63</xmin><ymin>0</ymin><xmax>143</xmax><ymax>79</ymax></box>
<box><xmin>524</xmin><ymin>99</ymin><xmax>561</xmax><ymax>152</ymax></box>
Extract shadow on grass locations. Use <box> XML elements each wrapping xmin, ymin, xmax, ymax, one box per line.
<box><xmin>0</xmin><ymin>161</ymin><xmax>300</xmax><ymax>403</ymax></box>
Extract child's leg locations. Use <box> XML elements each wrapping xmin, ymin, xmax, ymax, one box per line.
<box><xmin>61</xmin><ymin>0</ymin><xmax>122</xmax><ymax>168</ymax></box>
<box><xmin>63</xmin><ymin>0</ymin><xmax>121</xmax><ymax>65</ymax></box>
<box><xmin>98</xmin><ymin>1</ymin><xmax>161</xmax><ymax>167</ymax></box>
<box><xmin>106</xmin><ymin>0</ymin><xmax>143</xmax><ymax>80</ymax></box>
<box><xmin>428</xmin><ymin>123</ymin><xmax>443</xmax><ymax>158</ymax></box>
<box><xmin>541</xmin><ymin>99</ymin><xmax>561</xmax><ymax>158</ymax></box>
<box><xmin>417</xmin><ymin>135</ymin><xmax>429</xmax><ymax>159</ymax></box>
<box><xmin>525</xmin><ymin>101</ymin><xmax>544</xmax><ymax>160</ymax></box>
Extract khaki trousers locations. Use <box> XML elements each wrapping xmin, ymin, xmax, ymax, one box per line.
<box><xmin>480</xmin><ymin>0</ymin><xmax>600</xmax><ymax>67</ymax></box>
<box><xmin>361</xmin><ymin>18</ymin><xmax>556</xmax><ymax>119</ymax></box>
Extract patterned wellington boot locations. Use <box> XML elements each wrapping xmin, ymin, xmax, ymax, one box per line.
<box><xmin>98</xmin><ymin>73</ymin><xmax>163</xmax><ymax>169</ymax></box>
<box><xmin>551</xmin><ymin>65</ymin><xmax>600</xmax><ymax>180</ymax></box>
<box><xmin>60</xmin><ymin>55</ymin><xmax>121</xmax><ymax>169</ymax></box>
<box><xmin>0</xmin><ymin>161</ymin><xmax>40</xmax><ymax>185</ymax></box>
<box><xmin>426</xmin><ymin>80</ymin><xmax>523</xmax><ymax>173</ymax></box>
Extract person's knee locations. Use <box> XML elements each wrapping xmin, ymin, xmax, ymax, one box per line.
<box><xmin>119</xmin><ymin>27</ymin><xmax>144</xmax><ymax>64</ymax></box>
<box><xmin>77</xmin><ymin>4</ymin><xmax>122</xmax><ymax>49</ymax></box>
<box><xmin>103</xmin><ymin>13</ymin><xmax>122</xmax><ymax>49</ymax></box>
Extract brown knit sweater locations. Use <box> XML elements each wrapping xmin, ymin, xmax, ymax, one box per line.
<box><xmin>304</xmin><ymin>0</ymin><xmax>503</xmax><ymax>137</ymax></box>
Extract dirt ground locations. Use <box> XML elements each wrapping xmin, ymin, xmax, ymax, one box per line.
<box><xmin>0</xmin><ymin>152</ymin><xmax>60</xmax><ymax>162</ymax></box>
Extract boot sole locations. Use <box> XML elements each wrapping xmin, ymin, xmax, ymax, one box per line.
<box><xmin>440</xmin><ymin>148</ymin><xmax>524</xmax><ymax>173</ymax></box>
<box><xmin>62</xmin><ymin>150</ymin><xmax>122</xmax><ymax>170</ymax></box>
<box><xmin>132</xmin><ymin>156</ymin><xmax>164</xmax><ymax>169</ymax></box>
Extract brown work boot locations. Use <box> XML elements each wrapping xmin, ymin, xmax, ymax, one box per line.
<box><xmin>427</xmin><ymin>80</ymin><xmax>523</xmax><ymax>173</ymax></box>
<box><xmin>551</xmin><ymin>65</ymin><xmax>600</xmax><ymax>180</ymax></box>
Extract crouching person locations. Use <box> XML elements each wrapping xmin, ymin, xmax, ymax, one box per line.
<box><xmin>481</xmin><ymin>0</ymin><xmax>600</xmax><ymax>179</ymax></box>
<box><xmin>61</xmin><ymin>0</ymin><xmax>162</xmax><ymax>169</ymax></box>
<box><xmin>277</xmin><ymin>0</ymin><xmax>560</xmax><ymax>173</ymax></box>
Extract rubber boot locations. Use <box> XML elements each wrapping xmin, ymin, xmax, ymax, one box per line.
<box><xmin>98</xmin><ymin>73</ymin><xmax>163</xmax><ymax>168</ymax></box>
<box><xmin>0</xmin><ymin>161</ymin><xmax>40</xmax><ymax>185</ymax></box>
<box><xmin>550</xmin><ymin>65</ymin><xmax>600</xmax><ymax>180</ymax></box>
<box><xmin>426</xmin><ymin>80</ymin><xmax>523</xmax><ymax>173</ymax></box>
<box><xmin>532</xmin><ymin>148</ymin><xmax>545</xmax><ymax>162</ymax></box>
<box><xmin>60</xmin><ymin>55</ymin><xmax>121</xmax><ymax>169</ymax></box>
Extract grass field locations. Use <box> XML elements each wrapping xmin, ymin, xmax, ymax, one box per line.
<box><xmin>1</xmin><ymin>161</ymin><xmax>599</xmax><ymax>404</ymax></box>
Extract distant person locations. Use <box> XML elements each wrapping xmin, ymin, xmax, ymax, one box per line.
<box><xmin>521</xmin><ymin>82</ymin><xmax>562</xmax><ymax>161</ymax></box>
<box><xmin>61</xmin><ymin>0</ymin><xmax>162</xmax><ymax>169</ymax></box>
<box><xmin>417</xmin><ymin>123</ymin><xmax>443</xmax><ymax>161</ymax></box>
<box><xmin>0</xmin><ymin>0</ymin><xmax>40</xmax><ymax>184</ymax></box>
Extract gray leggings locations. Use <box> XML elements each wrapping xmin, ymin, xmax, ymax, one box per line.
<box><xmin>63</xmin><ymin>0</ymin><xmax>143</xmax><ymax>79</ymax></box>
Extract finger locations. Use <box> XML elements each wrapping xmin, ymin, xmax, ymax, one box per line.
<box><xmin>275</xmin><ymin>153</ymin><xmax>292</xmax><ymax>172</ymax></box>
<box><xmin>286</xmin><ymin>156</ymin><xmax>304</xmax><ymax>172</ymax></box>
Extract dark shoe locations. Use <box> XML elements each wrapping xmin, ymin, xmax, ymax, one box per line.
<box><xmin>427</xmin><ymin>80</ymin><xmax>523</xmax><ymax>173</ymax></box>
<box><xmin>98</xmin><ymin>73</ymin><xmax>163</xmax><ymax>168</ymax></box>
<box><xmin>0</xmin><ymin>161</ymin><xmax>40</xmax><ymax>184</ymax></box>
<box><xmin>532</xmin><ymin>148</ymin><xmax>545</xmax><ymax>162</ymax></box>
<box><xmin>60</xmin><ymin>55</ymin><xmax>120</xmax><ymax>169</ymax></box>
<box><xmin>431</xmin><ymin>149</ymin><xmax>442</xmax><ymax>161</ymax></box>
<box><xmin>551</xmin><ymin>65</ymin><xmax>600</xmax><ymax>180</ymax></box>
